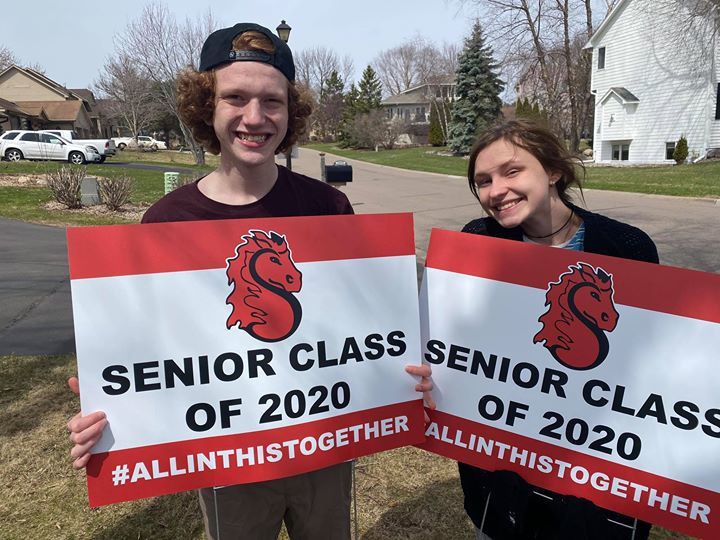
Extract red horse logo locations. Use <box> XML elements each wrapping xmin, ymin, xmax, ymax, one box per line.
<box><xmin>533</xmin><ymin>263</ymin><xmax>619</xmax><ymax>370</ymax></box>
<box><xmin>226</xmin><ymin>230</ymin><xmax>302</xmax><ymax>342</ymax></box>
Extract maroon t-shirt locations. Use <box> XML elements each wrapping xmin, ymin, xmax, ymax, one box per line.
<box><xmin>142</xmin><ymin>166</ymin><xmax>353</xmax><ymax>224</ymax></box>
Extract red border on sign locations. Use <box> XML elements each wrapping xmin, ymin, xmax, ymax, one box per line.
<box><xmin>87</xmin><ymin>400</ymin><xmax>424</xmax><ymax>507</ymax></box>
<box><xmin>418</xmin><ymin>410</ymin><xmax>717</xmax><ymax>539</ymax></box>
<box><xmin>425</xmin><ymin>229</ymin><xmax>720</xmax><ymax>324</ymax></box>
<box><xmin>68</xmin><ymin>213</ymin><xmax>415</xmax><ymax>280</ymax></box>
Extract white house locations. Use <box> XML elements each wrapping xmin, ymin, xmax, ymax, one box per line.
<box><xmin>585</xmin><ymin>0</ymin><xmax>720</xmax><ymax>163</ymax></box>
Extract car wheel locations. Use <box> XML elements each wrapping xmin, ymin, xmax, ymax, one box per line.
<box><xmin>69</xmin><ymin>151</ymin><xmax>86</xmax><ymax>165</ymax></box>
<box><xmin>5</xmin><ymin>148</ymin><xmax>23</xmax><ymax>162</ymax></box>
<box><xmin>98</xmin><ymin>156</ymin><xmax>106</xmax><ymax>163</ymax></box>
<box><xmin>118</xmin><ymin>143</ymin><xmax>126</xmax><ymax>150</ymax></box>
<box><xmin>151</xmin><ymin>144</ymin><xmax>158</xmax><ymax>151</ymax></box>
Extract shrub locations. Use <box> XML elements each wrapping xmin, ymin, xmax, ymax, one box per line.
<box><xmin>47</xmin><ymin>165</ymin><xmax>85</xmax><ymax>209</ymax></box>
<box><xmin>673</xmin><ymin>135</ymin><xmax>689</xmax><ymax>165</ymax></box>
<box><xmin>98</xmin><ymin>175</ymin><xmax>133</xmax><ymax>211</ymax></box>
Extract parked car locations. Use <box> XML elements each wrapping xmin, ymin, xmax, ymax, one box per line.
<box><xmin>113</xmin><ymin>135</ymin><xmax>167</xmax><ymax>151</ymax></box>
<box><xmin>42</xmin><ymin>130</ymin><xmax>116</xmax><ymax>163</ymax></box>
<box><xmin>0</xmin><ymin>130</ymin><xmax>101</xmax><ymax>164</ymax></box>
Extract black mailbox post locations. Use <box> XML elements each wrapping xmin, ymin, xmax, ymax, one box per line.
<box><xmin>324</xmin><ymin>160</ymin><xmax>353</xmax><ymax>184</ymax></box>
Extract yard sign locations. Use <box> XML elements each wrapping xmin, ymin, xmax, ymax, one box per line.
<box><xmin>419</xmin><ymin>229</ymin><xmax>720</xmax><ymax>539</ymax></box>
<box><xmin>67</xmin><ymin>213</ymin><xmax>424</xmax><ymax>507</ymax></box>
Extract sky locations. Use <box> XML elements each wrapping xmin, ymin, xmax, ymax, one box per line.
<box><xmin>3</xmin><ymin>0</ymin><xmax>479</xmax><ymax>90</ymax></box>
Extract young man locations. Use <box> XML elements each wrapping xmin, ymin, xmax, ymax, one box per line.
<box><xmin>67</xmin><ymin>22</ymin><xmax>433</xmax><ymax>539</ymax></box>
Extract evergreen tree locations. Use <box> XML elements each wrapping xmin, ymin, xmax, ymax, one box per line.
<box><xmin>673</xmin><ymin>135</ymin><xmax>689</xmax><ymax>164</ymax></box>
<box><xmin>317</xmin><ymin>70</ymin><xmax>345</xmax><ymax>141</ymax></box>
<box><xmin>355</xmin><ymin>65</ymin><xmax>382</xmax><ymax>114</ymax></box>
<box><xmin>338</xmin><ymin>83</ymin><xmax>360</xmax><ymax>147</ymax></box>
<box><xmin>447</xmin><ymin>20</ymin><xmax>504</xmax><ymax>155</ymax></box>
<box><xmin>428</xmin><ymin>101</ymin><xmax>445</xmax><ymax>146</ymax></box>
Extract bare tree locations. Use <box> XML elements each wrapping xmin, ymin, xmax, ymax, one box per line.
<box><xmin>94</xmin><ymin>54</ymin><xmax>158</xmax><ymax>138</ymax></box>
<box><xmin>373</xmin><ymin>37</ymin><xmax>458</xmax><ymax>96</ymax></box>
<box><xmin>460</xmin><ymin>0</ymin><xmax>601</xmax><ymax>150</ymax></box>
<box><xmin>0</xmin><ymin>45</ymin><xmax>18</xmax><ymax>71</ymax></box>
<box><xmin>113</xmin><ymin>2</ymin><xmax>217</xmax><ymax>164</ymax></box>
<box><xmin>295</xmin><ymin>46</ymin><xmax>354</xmax><ymax>94</ymax></box>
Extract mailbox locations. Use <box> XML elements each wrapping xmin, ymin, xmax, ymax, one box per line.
<box><xmin>324</xmin><ymin>160</ymin><xmax>353</xmax><ymax>184</ymax></box>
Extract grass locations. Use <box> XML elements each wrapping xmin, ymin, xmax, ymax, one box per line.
<box><xmin>0</xmin><ymin>355</ymin><xmax>690</xmax><ymax>539</ymax></box>
<box><xmin>307</xmin><ymin>143</ymin><xmax>468</xmax><ymax>177</ymax></box>
<box><xmin>2</xmin><ymin>146</ymin><xmax>718</xmax><ymax>227</ymax></box>
<box><xmin>0</xmin><ymin>159</ymin><xmax>213</xmax><ymax>226</ymax></box>
<box><xmin>306</xmin><ymin>143</ymin><xmax>720</xmax><ymax>199</ymax></box>
<box><xmin>111</xmin><ymin>148</ymin><xmax>221</xmax><ymax>168</ymax></box>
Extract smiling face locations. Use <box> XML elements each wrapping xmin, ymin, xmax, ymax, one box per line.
<box><xmin>212</xmin><ymin>61</ymin><xmax>289</xmax><ymax>170</ymax></box>
<box><xmin>472</xmin><ymin>138</ymin><xmax>563</xmax><ymax>234</ymax></box>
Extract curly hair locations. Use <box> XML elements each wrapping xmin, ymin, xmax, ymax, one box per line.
<box><xmin>467</xmin><ymin>119</ymin><xmax>585</xmax><ymax>205</ymax></box>
<box><xmin>176</xmin><ymin>31</ymin><xmax>312</xmax><ymax>155</ymax></box>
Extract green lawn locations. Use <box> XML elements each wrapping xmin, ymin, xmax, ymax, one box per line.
<box><xmin>306</xmin><ymin>143</ymin><xmax>720</xmax><ymax>199</ymax></box>
<box><xmin>2</xmin><ymin>146</ymin><xmax>718</xmax><ymax>227</ymax></box>
<box><xmin>0</xmin><ymin>160</ymin><xmax>212</xmax><ymax>226</ymax></box>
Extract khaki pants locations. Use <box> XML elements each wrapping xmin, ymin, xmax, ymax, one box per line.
<box><xmin>198</xmin><ymin>462</ymin><xmax>352</xmax><ymax>540</ymax></box>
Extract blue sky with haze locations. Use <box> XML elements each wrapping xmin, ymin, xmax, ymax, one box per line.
<box><xmin>3</xmin><ymin>0</ymin><xmax>477</xmax><ymax>89</ymax></box>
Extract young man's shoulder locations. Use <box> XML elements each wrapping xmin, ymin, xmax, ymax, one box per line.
<box><xmin>273</xmin><ymin>167</ymin><xmax>353</xmax><ymax>216</ymax></box>
<box><xmin>141</xmin><ymin>182</ymin><xmax>204</xmax><ymax>224</ymax></box>
<box><xmin>141</xmin><ymin>168</ymin><xmax>353</xmax><ymax>224</ymax></box>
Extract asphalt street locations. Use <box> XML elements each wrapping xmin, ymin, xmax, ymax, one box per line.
<box><xmin>1</xmin><ymin>149</ymin><xmax>718</xmax><ymax>355</ymax></box>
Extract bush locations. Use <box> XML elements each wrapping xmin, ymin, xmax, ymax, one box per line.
<box><xmin>47</xmin><ymin>165</ymin><xmax>85</xmax><ymax>209</ymax></box>
<box><xmin>98</xmin><ymin>175</ymin><xmax>133</xmax><ymax>211</ymax></box>
<box><xmin>673</xmin><ymin>135</ymin><xmax>689</xmax><ymax>165</ymax></box>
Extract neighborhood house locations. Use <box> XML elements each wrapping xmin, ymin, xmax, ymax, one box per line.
<box><xmin>0</xmin><ymin>65</ymin><xmax>111</xmax><ymax>138</ymax></box>
<box><xmin>586</xmin><ymin>0</ymin><xmax>720</xmax><ymax>164</ymax></box>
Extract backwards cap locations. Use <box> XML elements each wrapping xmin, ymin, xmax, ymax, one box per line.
<box><xmin>198</xmin><ymin>22</ymin><xmax>295</xmax><ymax>81</ymax></box>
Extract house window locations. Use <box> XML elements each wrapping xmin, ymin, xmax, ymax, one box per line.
<box><xmin>598</xmin><ymin>47</ymin><xmax>606</xmax><ymax>70</ymax></box>
<box><xmin>612</xmin><ymin>143</ymin><xmax>629</xmax><ymax>161</ymax></box>
<box><xmin>715</xmin><ymin>83</ymin><xmax>720</xmax><ymax>120</ymax></box>
<box><xmin>665</xmin><ymin>142</ymin><xmax>676</xmax><ymax>160</ymax></box>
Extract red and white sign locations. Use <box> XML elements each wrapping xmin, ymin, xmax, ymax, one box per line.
<box><xmin>67</xmin><ymin>213</ymin><xmax>425</xmax><ymax>507</ymax></box>
<box><xmin>418</xmin><ymin>229</ymin><xmax>720</xmax><ymax>538</ymax></box>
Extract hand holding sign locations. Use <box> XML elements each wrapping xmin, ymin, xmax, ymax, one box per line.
<box><xmin>67</xmin><ymin>376</ymin><xmax>106</xmax><ymax>470</ymax></box>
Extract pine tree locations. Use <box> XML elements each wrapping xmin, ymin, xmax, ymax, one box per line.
<box><xmin>673</xmin><ymin>135</ymin><xmax>689</xmax><ymax>164</ymax></box>
<box><xmin>447</xmin><ymin>20</ymin><xmax>504</xmax><ymax>155</ymax></box>
<box><xmin>317</xmin><ymin>70</ymin><xmax>345</xmax><ymax>141</ymax></box>
<box><xmin>355</xmin><ymin>65</ymin><xmax>382</xmax><ymax>114</ymax></box>
<box><xmin>338</xmin><ymin>83</ymin><xmax>360</xmax><ymax>147</ymax></box>
<box><xmin>428</xmin><ymin>101</ymin><xmax>445</xmax><ymax>146</ymax></box>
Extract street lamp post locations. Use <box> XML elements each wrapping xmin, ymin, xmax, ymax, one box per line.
<box><xmin>276</xmin><ymin>20</ymin><xmax>293</xmax><ymax>171</ymax></box>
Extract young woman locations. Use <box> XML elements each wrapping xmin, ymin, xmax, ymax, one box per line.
<box><xmin>461</xmin><ymin>120</ymin><xmax>658</xmax><ymax>539</ymax></box>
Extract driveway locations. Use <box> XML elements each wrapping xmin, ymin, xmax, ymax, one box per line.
<box><xmin>0</xmin><ymin>219</ymin><xmax>74</xmax><ymax>355</ymax></box>
<box><xmin>1</xmin><ymin>149</ymin><xmax>718</xmax><ymax>355</ymax></box>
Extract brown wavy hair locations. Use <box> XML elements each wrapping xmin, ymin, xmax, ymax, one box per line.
<box><xmin>176</xmin><ymin>31</ymin><xmax>312</xmax><ymax>155</ymax></box>
<box><xmin>467</xmin><ymin>119</ymin><xmax>584</xmax><ymax>205</ymax></box>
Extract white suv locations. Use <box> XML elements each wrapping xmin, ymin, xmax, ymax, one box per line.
<box><xmin>0</xmin><ymin>130</ymin><xmax>101</xmax><ymax>164</ymax></box>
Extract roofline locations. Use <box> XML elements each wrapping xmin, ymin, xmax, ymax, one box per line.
<box><xmin>599</xmin><ymin>87</ymin><xmax>640</xmax><ymax>104</ymax></box>
<box><xmin>584</xmin><ymin>0</ymin><xmax>631</xmax><ymax>49</ymax></box>
<box><xmin>0</xmin><ymin>65</ymin><xmax>73</xmax><ymax>99</ymax></box>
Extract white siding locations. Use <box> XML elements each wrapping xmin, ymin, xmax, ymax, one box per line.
<box><xmin>710</xmin><ymin>44</ymin><xmax>720</xmax><ymax>149</ymax></box>
<box><xmin>591</xmin><ymin>0</ymin><xmax>716</xmax><ymax>163</ymax></box>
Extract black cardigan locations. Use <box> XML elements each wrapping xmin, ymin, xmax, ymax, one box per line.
<box><xmin>461</xmin><ymin>204</ymin><xmax>659</xmax><ymax>264</ymax></box>
<box><xmin>458</xmin><ymin>204</ymin><xmax>658</xmax><ymax>539</ymax></box>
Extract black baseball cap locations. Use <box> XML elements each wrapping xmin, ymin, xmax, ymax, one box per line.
<box><xmin>199</xmin><ymin>22</ymin><xmax>295</xmax><ymax>82</ymax></box>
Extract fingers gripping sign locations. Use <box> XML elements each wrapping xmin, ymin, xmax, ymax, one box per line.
<box><xmin>67</xmin><ymin>376</ymin><xmax>107</xmax><ymax>470</ymax></box>
<box><xmin>405</xmin><ymin>363</ymin><xmax>436</xmax><ymax>422</ymax></box>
